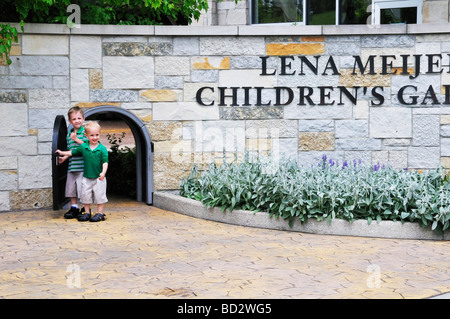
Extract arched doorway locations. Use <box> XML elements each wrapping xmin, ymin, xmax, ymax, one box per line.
<box><xmin>51</xmin><ymin>106</ymin><xmax>153</xmax><ymax>210</ymax></box>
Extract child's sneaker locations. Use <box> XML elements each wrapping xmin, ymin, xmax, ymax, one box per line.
<box><xmin>77</xmin><ymin>210</ymin><xmax>91</xmax><ymax>222</ymax></box>
<box><xmin>90</xmin><ymin>213</ymin><xmax>105</xmax><ymax>222</ymax></box>
<box><xmin>64</xmin><ymin>206</ymin><xmax>80</xmax><ymax>219</ymax></box>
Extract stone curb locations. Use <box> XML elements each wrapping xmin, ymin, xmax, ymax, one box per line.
<box><xmin>153</xmin><ymin>191</ymin><xmax>449</xmax><ymax>241</ymax></box>
<box><xmin>10</xmin><ymin>23</ymin><xmax>450</xmax><ymax>36</ymax></box>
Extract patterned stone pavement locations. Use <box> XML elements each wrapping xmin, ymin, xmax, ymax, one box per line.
<box><xmin>0</xmin><ymin>197</ymin><xmax>449</xmax><ymax>299</ymax></box>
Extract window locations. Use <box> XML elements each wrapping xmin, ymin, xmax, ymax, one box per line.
<box><xmin>339</xmin><ymin>0</ymin><xmax>372</xmax><ymax>24</ymax></box>
<box><xmin>251</xmin><ymin>0</ymin><xmax>305</xmax><ymax>24</ymax></box>
<box><xmin>251</xmin><ymin>0</ymin><xmax>422</xmax><ymax>25</ymax></box>
<box><xmin>372</xmin><ymin>0</ymin><xmax>422</xmax><ymax>24</ymax></box>
<box><xmin>306</xmin><ymin>0</ymin><xmax>336</xmax><ymax>25</ymax></box>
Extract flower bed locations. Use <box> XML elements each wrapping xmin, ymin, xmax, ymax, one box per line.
<box><xmin>180</xmin><ymin>154</ymin><xmax>450</xmax><ymax>234</ymax></box>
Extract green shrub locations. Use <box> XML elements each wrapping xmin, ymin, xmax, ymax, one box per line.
<box><xmin>107</xmin><ymin>132</ymin><xmax>136</xmax><ymax>199</ymax></box>
<box><xmin>0</xmin><ymin>0</ymin><xmax>210</xmax><ymax>26</ymax></box>
<box><xmin>0</xmin><ymin>0</ymin><xmax>213</xmax><ymax>63</ymax></box>
<box><xmin>180</xmin><ymin>154</ymin><xmax>450</xmax><ymax>233</ymax></box>
<box><xmin>0</xmin><ymin>22</ymin><xmax>22</xmax><ymax>65</ymax></box>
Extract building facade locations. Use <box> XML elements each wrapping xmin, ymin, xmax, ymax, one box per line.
<box><xmin>193</xmin><ymin>0</ymin><xmax>450</xmax><ymax>26</ymax></box>
<box><xmin>1</xmin><ymin>0</ymin><xmax>450</xmax><ymax>211</ymax></box>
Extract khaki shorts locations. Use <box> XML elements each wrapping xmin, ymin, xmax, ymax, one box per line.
<box><xmin>65</xmin><ymin>171</ymin><xmax>83</xmax><ymax>199</ymax></box>
<box><xmin>80</xmin><ymin>177</ymin><xmax>108</xmax><ymax>205</ymax></box>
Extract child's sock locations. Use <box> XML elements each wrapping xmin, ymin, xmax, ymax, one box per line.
<box><xmin>71</xmin><ymin>204</ymin><xmax>78</xmax><ymax>208</ymax></box>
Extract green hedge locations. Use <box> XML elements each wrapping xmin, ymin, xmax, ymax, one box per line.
<box><xmin>180</xmin><ymin>154</ymin><xmax>450</xmax><ymax>234</ymax></box>
<box><xmin>1</xmin><ymin>0</ymin><xmax>212</xmax><ymax>64</ymax></box>
<box><xmin>0</xmin><ymin>0</ymin><xmax>209</xmax><ymax>25</ymax></box>
<box><xmin>106</xmin><ymin>133</ymin><xmax>136</xmax><ymax>199</ymax></box>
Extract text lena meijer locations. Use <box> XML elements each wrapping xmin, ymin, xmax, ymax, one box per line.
<box><xmin>195</xmin><ymin>54</ymin><xmax>450</xmax><ymax>107</ymax></box>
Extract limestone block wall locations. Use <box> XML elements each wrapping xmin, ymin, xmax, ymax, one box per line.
<box><xmin>423</xmin><ymin>0</ymin><xmax>450</xmax><ymax>23</ymax></box>
<box><xmin>1</xmin><ymin>23</ymin><xmax>450</xmax><ymax>211</ymax></box>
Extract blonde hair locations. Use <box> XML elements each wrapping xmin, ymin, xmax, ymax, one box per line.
<box><xmin>84</xmin><ymin>121</ymin><xmax>101</xmax><ymax>133</ymax></box>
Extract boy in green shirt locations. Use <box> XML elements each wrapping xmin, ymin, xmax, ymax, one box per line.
<box><xmin>57</xmin><ymin>121</ymin><xmax>109</xmax><ymax>222</ymax></box>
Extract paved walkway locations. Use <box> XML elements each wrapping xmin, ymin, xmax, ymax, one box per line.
<box><xmin>1</xmin><ymin>197</ymin><xmax>449</xmax><ymax>299</ymax></box>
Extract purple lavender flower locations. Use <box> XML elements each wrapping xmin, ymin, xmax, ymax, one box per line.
<box><xmin>329</xmin><ymin>158</ymin><xmax>335</xmax><ymax>167</ymax></box>
<box><xmin>373</xmin><ymin>162</ymin><xmax>381</xmax><ymax>171</ymax></box>
<box><xmin>319</xmin><ymin>154</ymin><xmax>328</xmax><ymax>168</ymax></box>
<box><xmin>342</xmin><ymin>160</ymin><xmax>348</xmax><ymax>169</ymax></box>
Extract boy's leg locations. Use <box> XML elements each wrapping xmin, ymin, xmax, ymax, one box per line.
<box><xmin>89</xmin><ymin>178</ymin><xmax>107</xmax><ymax>222</ymax></box>
<box><xmin>64</xmin><ymin>172</ymin><xmax>81</xmax><ymax>219</ymax></box>
<box><xmin>78</xmin><ymin>177</ymin><xmax>94</xmax><ymax>222</ymax></box>
<box><xmin>89</xmin><ymin>203</ymin><xmax>105</xmax><ymax>222</ymax></box>
<box><xmin>64</xmin><ymin>200</ymin><xmax>79</xmax><ymax>219</ymax></box>
<box><xmin>78</xmin><ymin>203</ymin><xmax>91</xmax><ymax>221</ymax></box>
<box><xmin>74</xmin><ymin>171</ymin><xmax>85</xmax><ymax>212</ymax></box>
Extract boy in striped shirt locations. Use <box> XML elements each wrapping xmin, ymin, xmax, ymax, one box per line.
<box><xmin>58</xmin><ymin>106</ymin><xmax>88</xmax><ymax>219</ymax></box>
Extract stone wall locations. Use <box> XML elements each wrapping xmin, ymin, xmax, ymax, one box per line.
<box><xmin>1</xmin><ymin>23</ymin><xmax>450</xmax><ymax>211</ymax></box>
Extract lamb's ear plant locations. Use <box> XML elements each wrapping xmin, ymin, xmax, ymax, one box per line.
<box><xmin>180</xmin><ymin>153</ymin><xmax>450</xmax><ymax>234</ymax></box>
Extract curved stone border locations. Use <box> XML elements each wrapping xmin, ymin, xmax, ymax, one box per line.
<box><xmin>153</xmin><ymin>191</ymin><xmax>449</xmax><ymax>241</ymax></box>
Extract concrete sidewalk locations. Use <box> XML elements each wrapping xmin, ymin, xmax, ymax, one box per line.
<box><xmin>0</xmin><ymin>196</ymin><xmax>449</xmax><ymax>299</ymax></box>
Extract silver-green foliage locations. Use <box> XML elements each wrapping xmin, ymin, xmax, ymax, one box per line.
<box><xmin>180</xmin><ymin>154</ymin><xmax>450</xmax><ymax>233</ymax></box>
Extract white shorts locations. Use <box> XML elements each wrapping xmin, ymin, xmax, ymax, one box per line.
<box><xmin>65</xmin><ymin>171</ymin><xmax>83</xmax><ymax>199</ymax></box>
<box><xmin>80</xmin><ymin>177</ymin><xmax>108</xmax><ymax>205</ymax></box>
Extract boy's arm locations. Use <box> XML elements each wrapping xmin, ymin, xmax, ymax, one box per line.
<box><xmin>58</xmin><ymin>155</ymin><xmax>69</xmax><ymax>164</ymax></box>
<box><xmin>70</xmin><ymin>131</ymin><xmax>87</xmax><ymax>145</ymax></box>
<box><xmin>99</xmin><ymin>163</ymin><xmax>108</xmax><ymax>181</ymax></box>
<box><xmin>98</xmin><ymin>147</ymin><xmax>109</xmax><ymax>181</ymax></box>
<box><xmin>56</xmin><ymin>149</ymin><xmax>72</xmax><ymax>157</ymax></box>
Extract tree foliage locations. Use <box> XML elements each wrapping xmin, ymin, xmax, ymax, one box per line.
<box><xmin>0</xmin><ymin>0</ymin><xmax>212</xmax><ymax>64</ymax></box>
<box><xmin>0</xmin><ymin>22</ymin><xmax>22</xmax><ymax>65</ymax></box>
<box><xmin>0</xmin><ymin>0</ymin><xmax>210</xmax><ymax>25</ymax></box>
<box><xmin>106</xmin><ymin>132</ymin><xmax>137</xmax><ymax>199</ymax></box>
